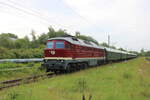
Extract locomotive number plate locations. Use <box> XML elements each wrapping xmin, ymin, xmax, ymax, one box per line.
<box><xmin>50</xmin><ymin>50</ymin><xmax>55</xmax><ymax>55</ymax></box>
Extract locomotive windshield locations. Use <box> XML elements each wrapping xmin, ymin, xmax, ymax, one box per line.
<box><xmin>47</xmin><ymin>41</ymin><xmax>54</xmax><ymax>49</ymax></box>
<box><xmin>55</xmin><ymin>41</ymin><xmax>64</xmax><ymax>49</ymax></box>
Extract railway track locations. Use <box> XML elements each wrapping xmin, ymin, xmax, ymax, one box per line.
<box><xmin>0</xmin><ymin>73</ymin><xmax>55</xmax><ymax>91</ymax></box>
<box><xmin>0</xmin><ymin>59</ymin><xmax>135</xmax><ymax>91</ymax></box>
<box><xmin>0</xmin><ymin>67</ymin><xmax>31</xmax><ymax>72</ymax></box>
<box><xmin>146</xmin><ymin>57</ymin><xmax>150</xmax><ymax>61</ymax></box>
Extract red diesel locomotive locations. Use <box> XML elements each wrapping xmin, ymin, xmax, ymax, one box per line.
<box><xmin>42</xmin><ymin>36</ymin><xmax>106</xmax><ymax>72</ymax></box>
<box><xmin>42</xmin><ymin>36</ymin><xmax>137</xmax><ymax>72</ymax></box>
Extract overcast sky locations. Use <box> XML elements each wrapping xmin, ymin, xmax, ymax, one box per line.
<box><xmin>0</xmin><ymin>0</ymin><xmax>149</xmax><ymax>51</ymax></box>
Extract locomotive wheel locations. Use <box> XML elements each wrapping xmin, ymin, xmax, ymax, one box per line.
<box><xmin>82</xmin><ymin>63</ymin><xmax>86</xmax><ymax>69</ymax></box>
<box><xmin>46</xmin><ymin>68</ymin><xmax>51</xmax><ymax>72</ymax></box>
<box><xmin>54</xmin><ymin>71</ymin><xmax>58</xmax><ymax>74</ymax></box>
<box><xmin>72</xmin><ymin>63</ymin><xmax>77</xmax><ymax>72</ymax></box>
<box><xmin>80</xmin><ymin>63</ymin><xmax>85</xmax><ymax>69</ymax></box>
<box><xmin>84</xmin><ymin>63</ymin><xmax>88</xmax><ymax>69</ymax></box>
<box><xmin>66</xmin><ymin>64</ymin><xmax>71</xmax><ymax>73</ymax></box>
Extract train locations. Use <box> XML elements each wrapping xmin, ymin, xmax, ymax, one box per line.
<box><xmin>41</xmin><ymin>35</ymin><xmax>137</xmax><ymax>73</ymax></box>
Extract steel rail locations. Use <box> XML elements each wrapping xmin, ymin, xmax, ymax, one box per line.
<box><xmin>0</xmin><ymin>73</ymin><xmax>55</xmax><ymax>91</ymax></box>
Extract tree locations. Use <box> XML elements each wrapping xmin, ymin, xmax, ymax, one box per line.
<box><xmin>1</xmin><ymin>33</ymin><xmax>18</xmax><ymax>39</ymax></box>
<box><xmin>0</xmin><ymin>33</ymin><xmax>16</xmax><ymax>49</ymax></box>
<box><xmin>140</xmin><ymin>48</ymin><xmax>145</xmax><ymax>56</ymax></box>
<box><xmin>118</xmin><ymin>48</ymin><xmax>127</xmax><ymax>51</ymax></box>
<box><xmin>47</xmin><ymin>27</ymin><xmax>68</xmax><ymax>38</ymax></box>
<box><xmin>0</xmin><ymin>47</ymin><xmax>16</xmax><ymax>59</ymax></box>
<box><xmin>38</xmin><ymin>33</ymin><xmax>48</xmax><ymax>44</ymax></box>
<box><xmin>145</xmin><ymin>51</ymin><xmax>150</xmax><ymax>57</ymax></box>
<box><xmin>47</xmin><ymin>27</ymin><xmax>56</xmax><ymax>38</ymax></box>
<box><xmin>75</xmin><ymin>31</ymin><xmax>80</xmax><ymax>37</ymax></box>
<box><xmin>100</xmin><ymin>42</ymin><xmax>109</xmax><ymax>48</ymax></box>
<box><xmin>75</xmin><ymin>33</ymin><xmax>99</xmax><ymax>45</ymax></box>
<box><xmin>15</xmin><ymin>37</ymin><xmax>30</xmax><ymax>49</ymax></box>
<box><xmin>31</xmin><ymin>30</ymin><xmax>36</xmax><ymax>41</ymax></box>
<box><xmin>30</xmin><ymin>30</ymin><xmax>39</xmax><ymax>48</ymax></box>
<box><xmin>55</xmin><ymin>29</ymin><xmax>68</xmax><ymax>37</ymax></box>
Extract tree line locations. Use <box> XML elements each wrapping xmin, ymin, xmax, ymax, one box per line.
<box><xmin>0</xmin><ymin>26</ymin><xmax>149</xmax><ymax>59</ymax></box>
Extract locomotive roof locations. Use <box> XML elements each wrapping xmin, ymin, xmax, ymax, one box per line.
<box><xmin>48</xmin><ymin>37</ymin><xmax>105</xmax><ymax>49</ymax></box>
<box><xmin>48</xmin><ymin>37</ymin><xmax>137</xmax><ymax>56</ymax></box>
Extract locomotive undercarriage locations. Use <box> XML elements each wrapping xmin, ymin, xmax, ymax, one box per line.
<box><xmin>41</xmin><ymin>58</ymin><xmax>105</xmax><ymax>73</ymax></box>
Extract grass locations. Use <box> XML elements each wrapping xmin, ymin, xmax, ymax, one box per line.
<box><xmin>0</xmin><ymin>62</ymin><xmax>28</xmax><ymax>69</ymax></box>
<box><xmin>0</xmin><ymin>58</ymin><xmax>150</xmax><ymax>100</ymax></box>
<box><xmin>0</xmin><ymin>62</ymin><xmax>42</xmax><ymax>70</ymax></box>
<box><xmin>0</xmin><ymin>62</ymin><xmax>44</xmax><ymax>81</ymax></box>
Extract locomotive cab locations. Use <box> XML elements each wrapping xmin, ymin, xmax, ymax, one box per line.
<box><xmin>44</xmin><ymin>40</ymin><xmax>73</xmax><ymax>58</ymax></box>
<box><xmin>42</xmin><ymin>39</ymin><xmax>74</xmax><ymax>72</ymax></box>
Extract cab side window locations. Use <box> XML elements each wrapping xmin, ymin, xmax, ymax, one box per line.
<box><xmin>55</xmin><ymin>41</ymin><xmax>64</xmax><ymax>49</ymax></box>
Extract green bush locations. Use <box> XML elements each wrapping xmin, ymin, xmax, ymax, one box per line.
<box><xmin>0</xmin><ymin>48</ymin><xmax>44</xmax><ymax>59</ymax></box>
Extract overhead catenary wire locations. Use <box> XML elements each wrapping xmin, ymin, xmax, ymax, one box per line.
<box><xmin>7</xmin><ymin>0</ymin><xmax>78</xmax><ymax>31</ymax></box>
<box><xmin>59</xmin><ymin>0</ymin><xmax>93</xmax><ymax>25</ymax></box>
<box><xmin>0</xmin><ymin>0</ymin><xmax>72</xmax><ymax>30</ymax></box>
<box><xmin>4</xmin><ymin>0</ymin><xmax>103</xmax><ymax>33</ymax></box>
<box><xmin>60</xmin><ymin>0</ymin><xmax>105</xmax><ymax>33</ymax></box>
<box><xmin>0</xmin><ymin>1</ymin><xmax>50</xmax><ymax>26</ymax></box>
<box><xmin>1</xmin><ymin>0</ymin><xmax>105</xmax><ymax>37</ymax></box>
<box><xmin>0</xmin><ymin>8</ymin><xmax>50</xmax><ymax>28</ymax></box>
<box><xmin>6</xmin><ymin>0</ymin><xmax>82</xmax><ymax>31</ymax></box>
<box><xmin>7</xmin><ymin>0</ymin><xmax>57</xmax><ymax>22</ymax></box>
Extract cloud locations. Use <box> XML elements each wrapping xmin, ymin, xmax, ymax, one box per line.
<box><xmin>0</xmin><ymin>0</ymin><xmax>149</xmax><ymax>51</ymax></box>
<box><xmin>0</xmin><ymin>0</ymin><xmax>49</xmax><ymax>38</ymax></box>
<box><xmin>0</xmin><ymin>0</ymin><xmax>91</xmax><ymax>37</ymax></box>
<box><xmin>63</xmin><ymin>0</ymin><xmax>150</xmax><ymax>51</ymax></box>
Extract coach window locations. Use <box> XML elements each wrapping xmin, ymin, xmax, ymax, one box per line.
<box><xmin>47</xmin><ymin>41</ymin><xmax>53</xmax><ymax>49</ymax></box>
<box><xmin>56</xmin><ymin>41</ymin><xmax>65</xmax><ymax>49</ymax></box>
